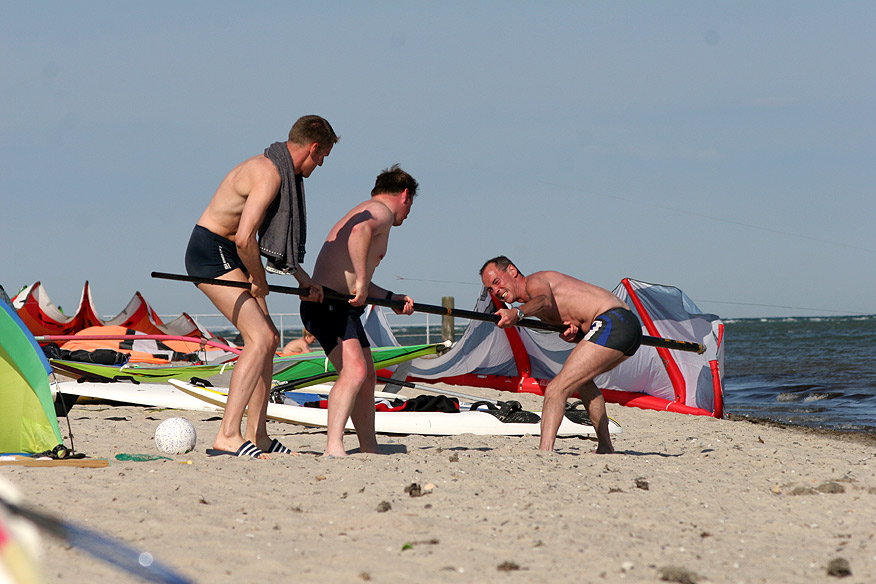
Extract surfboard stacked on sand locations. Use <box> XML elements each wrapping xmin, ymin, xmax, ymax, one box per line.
<box><xmin>170</xmin><ymin>380</ymin><xmax>620</xmax><ymax>437</ymax></box>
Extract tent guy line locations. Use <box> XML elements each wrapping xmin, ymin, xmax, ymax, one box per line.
<box><xmin>151</xmin><ymin>272</ymin><xmax>705</xmax><ymax>354</ymax></box>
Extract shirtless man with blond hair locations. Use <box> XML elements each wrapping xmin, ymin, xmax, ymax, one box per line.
<box><xmin>302</xmin><ymin>165</ymin><xmax>417</xmax><ymax>457</ymax></box>
<box><xmin>185</xmin><ymin>115</ymin><xmax>338</xmax><ymax>459</ymax></box>
<box><xmin>479</xmin><ymin>256</ymin><xmax>642</xmax><ymax>453</ymax></box>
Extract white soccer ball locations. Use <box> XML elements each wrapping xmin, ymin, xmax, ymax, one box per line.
<box><xmin>154</xmin><ymin>417</ymin><xmax>197</xmax><ymax>455</ymax></box>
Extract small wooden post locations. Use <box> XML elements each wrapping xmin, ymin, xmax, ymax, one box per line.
<box><xmin>441</xmin><ymin>296</ymin><xmax>455</xmax><ymax>343</ymax></box>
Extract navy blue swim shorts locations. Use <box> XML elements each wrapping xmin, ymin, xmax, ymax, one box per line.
<box><xmin>582</xmin><ymin>307</ymin><xmax>642</xmax><ymax>356</ymax></box>
<box><xmin>184</xmin><ymin>225</ymin><xmax>247</xmax><ymax>280</ymax></box>
<box><xmin>300</xmin><ymin>296</ymin><xmax>369</xmax><ymax>355</ymax></box>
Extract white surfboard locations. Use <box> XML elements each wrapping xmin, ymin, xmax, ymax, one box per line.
<box><xmin>52</xmin><ymin>379</ymin><xmax>397</xmax><ymax>414</ymax></box>
<box><xmin>52</xmin><ymin>380</ymin><xmax>224</xmax><ymax>412</ymax></box>
<box><xmin>170</xmin><ymin>379</ymin><xmax>621</xmax><ymax>437</ymax></box>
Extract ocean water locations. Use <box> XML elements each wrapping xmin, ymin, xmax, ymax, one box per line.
<box><xmin>723</xmin><ymin>315</ymin><xmax>876</xmax><ymax>433</ymax></box>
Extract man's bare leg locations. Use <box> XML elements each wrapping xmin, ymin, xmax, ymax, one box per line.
<box><xmin>539</xmin><ymin>376</ymin><xmax>575</xmax><ymax>452</ymax></box>
<box><xmin>576</xmin><ymin>381</ymin><xmax>614</xmax><ymax>454</ymax></box>
<box><xmin>348</xmin><ymin>348</ymin><xmax>379</xmax><ymax>454</ymax></box>
<box><xmin>539</xmin><ymin>341</ymin><xmax>625</xmax><ymax>453</ymax></box>
<box><xmin>242</xmin><ymin>327</ymin><xmax>279</xmax><ymax>453</ymax></box>
<box><xmin>199</xmin><ymin>276</ymin><xmax>278</xmax><ymax>459</ymax></box>
<box><xmin>323</xmin><ymin>338</ymin><xmax>370</xmax><ymax>457</ymax></box>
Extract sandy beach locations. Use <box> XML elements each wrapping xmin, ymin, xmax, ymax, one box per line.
<box><xmin>3</xmin><ymin>385</ymin><xmax>875</xmax><ymax>584</ymax></box>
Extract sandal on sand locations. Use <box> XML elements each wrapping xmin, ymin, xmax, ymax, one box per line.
<box><xmin>267</xmin><ymin>439</ymin><xmax>292</xmax><ymax>454</ymax></box>
<box><xmin>564</xmin><ymin>400</ymin><xmax>593</xmax><ymax>426</ymax></box>
<box><xmin>563</xmin><ymin>401</ymin><xmax>619</xmax><ymax>428</ymax></box>
<box><xmin>470</xmin><ymin>400</ymin><xmax>541</xmax><ymax>424</ymax></box>
<box><xmin>206</xmin><ymin>440</ymin><xmax>265</xmax><ymax>459</ymax></box>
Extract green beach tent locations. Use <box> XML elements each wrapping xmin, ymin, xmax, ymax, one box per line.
<box><xmin>0</xmin><ymin>292</ymin><xmax>63</xmax><ymax>454</ymax></box>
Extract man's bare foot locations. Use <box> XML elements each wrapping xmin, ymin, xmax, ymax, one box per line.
<box><xmin>356</xmin><ymin>439</ymin><xmax>381</xmax><ymax>454</ymax></box>
<box><xmin>322</xmin><ymin>447</ymin><xmax>348</xmax><ymax>457</ymax></box>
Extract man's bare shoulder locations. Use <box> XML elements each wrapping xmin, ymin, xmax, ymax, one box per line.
<box><xmin>211</xmin><ymin>155</ymin><xmax>281</xmax><ymax>210</ymax></box>
<box><xmin>528</xmin><ymin>270</ymin><xmax>602</xmax><ymax>297</ymax></box>
<box><xmin>354</xmin><ymin>198</ymin><xmax>395</xmax><ymax>225</ymax></box>
<box><xmin>199</xmin><ymin>154</ymin><xmax>281</xmax><ymax>236</ymax></box>
<box><xmin>540</xmin><ymin>271</ymin><xmax>625</xmax><ymax>307</ymax></box>
<box><xmin>528</xmin><ymin>270</ymin><xmax>576</xmax><ymax>286</ymax></box>
<box><xmin>536</xmin><ymin>270</ymin><xmax>589</xmax><ymax>284</ymax></box>
<box><xmin>229</xmin><ymin>154</ymin><xmax>281</xmax><ymax>191</ymax></box>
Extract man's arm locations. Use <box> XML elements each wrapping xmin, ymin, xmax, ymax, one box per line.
<box><xmin>518</xmin><ymin>273</ymin><xmax>560</xmax><ymax>320</ymax></box>
<box><xmin>291</xmin><ymin>267</ymin><xmax>323</xmax><ymax>302</ymax></box>
<box><xmin>523</xmin><ymin>274</ymin><xmax>582</xmax><ymax>341</ymax></box>
<box><xmin>236</xmin><ymin>162</ymin><xmax>282</xmax><ymax>298</ymax></box>
<box><xmin>236</xmin><ymin>159</ymin><xmax>322</xmax><ymax>302</ymax></box>
<box><xmin>494</xmin><ymin>274</ymin><xmax>559</xmax><ymax>327</ymax></box>
<box><xmin>346</xmin><ymin>206</ymin><xmax>392</xmax><ymax>306</ymax></box>
<box><xmin>367</xmin><ymin>283</ymin><xmax>414</xmax><ymax>315</ymax></box>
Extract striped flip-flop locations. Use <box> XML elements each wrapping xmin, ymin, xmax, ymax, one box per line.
<box><xmin>206</xmin><ymin>440</ymin><xmax>265</xmax><ymax>459</ymax></box>
<box><xmin>267</xmin><ymin>439</ymin><xmax>292</xmax><ymax>454</ymax></box>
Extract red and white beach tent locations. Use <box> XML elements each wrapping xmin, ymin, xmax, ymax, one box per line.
<box><xmin>365</xmin><ymin>278</ymin><xmax>724</xmax><ymax>418</ymax></box>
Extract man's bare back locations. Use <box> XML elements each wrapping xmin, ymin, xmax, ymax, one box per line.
<box><xmin>197</xmin><ymin>155</ymin><xmax>280</xmax><ymax>243</ymax></box>
<box><xmin>311</xmin><ymin>199</ymin><xmax>394</xmax><ymax>298</ymax></box>
<box><xmin>525</xmin><ymin>270</ymin><xmax>628</xmax><ymax>329</ymax></box>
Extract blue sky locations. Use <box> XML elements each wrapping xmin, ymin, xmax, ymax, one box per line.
<box><xmin>2</xmin><ymin>1</ymin><xmax>874</xmax><ymax>322</ymax></box>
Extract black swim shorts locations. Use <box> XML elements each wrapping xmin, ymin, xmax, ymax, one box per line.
<box><xmin>184</xmin><ymin>225</ymin><xmax>248</xmax><ymax>280</ymax></box>
<box><xmin>582</xmin><ymin>307</ymin><xmax>642</xmax><ymax>356</ymax></box>
<box><xmin>300</xmin><ymin>297</ymin><xmax>370</xmax><ymax>355</ymax></box>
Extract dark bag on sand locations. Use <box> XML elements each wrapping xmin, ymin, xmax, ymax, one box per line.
<box><xmin>399</xmin><ymin>395</ymin><xmax>460</xmax><ymax>413</ymax></box>
<box><xmin>42</xmin><ymin>342</ymin><xmax>128</xmax><ymax>365</ymax></box>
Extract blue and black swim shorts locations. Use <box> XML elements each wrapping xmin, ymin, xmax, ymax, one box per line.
<box><xmin>582</xmin><ymin>307</ymin><xmax>642</xmax><ymax>356</ymax></box>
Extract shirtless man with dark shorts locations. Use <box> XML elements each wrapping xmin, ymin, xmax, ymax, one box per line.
<box><xmin>479</xmin><ymin>256</ymin><xmax>642</xmax><ymax>453</ymax></box>
<box><xmin>301</xmin><ymin>165</ymin><xmax>417</xmax><ymax>457</ymax></box>
<box><xmin>184</xmin><ymin>115</ymin><xmax>338</xmax><ymax>459</ymax></box>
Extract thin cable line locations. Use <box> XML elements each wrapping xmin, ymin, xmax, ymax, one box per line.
<box><xmin>393</xmin><ymin>275</ymin><xmax>873</xmax><ymax>316</ymax></box>
<box><xmin>694</xmin><ymin>300</ymin><xmax>874</xmax><ymax>316</ymax></box>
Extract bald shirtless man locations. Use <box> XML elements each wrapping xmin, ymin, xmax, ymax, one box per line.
<box><xmin>479</xmin><ymin>256</ymin><xmax>642</xmax><ymax>453</ymax></box>
<box><xmin>302</xmin><ymin>165</ymin><xmax>417</xmax><ymax>457</ymax></box>
<box><xmin>185</xmin><ymin>115</ymin><xmax>338</xmax><ymax>459</ymax></box>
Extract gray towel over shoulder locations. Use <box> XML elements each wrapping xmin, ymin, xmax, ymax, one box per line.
<box><xmin>259</xmin><ymin>141</ymin><xmax>306</xmax><ymax>275</ymax></box>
